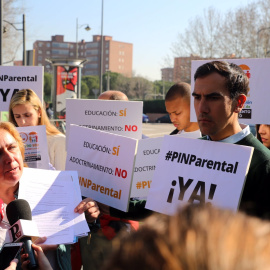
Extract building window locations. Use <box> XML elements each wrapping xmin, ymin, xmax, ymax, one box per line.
<box><xmin>38</xmin><ymin>63</ymin><xmax>42</xmax><ymax>66</ymax></box>
<box><xmin>38</xmin><ymin>42</ymin><xmax>43</xmax><ymax>47</ymax></box>
<box><xmin>106</xmin><ymin>50</ymin><xmax>109</xmax><ymax>54</ymax></box>
<box><xmin>70</xmin><ymin>52</ymin><xmax>74</xmax><ymax>56</ymax></box>
<box><xmin>86</xmin><ymin>42</ymin><xmax>99</xmax><ymax>49</ymax></box>
<box><xmin>38</xmin><ymin>56</ymin><xmax>42</xmax><ymax>61</ymax></box>
<box><xmin>46</xmin><ymin>51</ymin><xmax>50</xmax><ymax>55</ymax></box>
<box><xmin>51</xmin><ymin>49</ymin><xmax>69</xmax><ymax>55</ymax></box>
<box><xmin>46</xmin><ymin>43</ymin><xmax>50</xmax><ymax>47</ymax></box>
<box><xmin>70</xmin><ymin>44</ymin><xmax>74</xmax><ymax>49</ymax></box>
<box><xmin>46</xmin><ymin>64</ymin><xmax>50</xmax><ymax>69</ymax></box>
<box><xmin>85</xmin><ymin>63</ymin><xmax>98</xmax><ymax>69</ymax></box>
<box><xmin>85</xmin><ymin>70</ymin><xmax>99</xmax><ymax>75</ymax></box>
<box><xmin>87</xmin><ymin>56</ymin><xmax>99</xmax><ymax>61</ymax></box>
<box><xmin>106</xmin><ymin>57</ymin><xmax>109</xmax><ymax>62</ymax></box>
<box><xmin>81</xmin><ymin>52</ymin><xmax>84</xmax><ymax>56</ymax></box>
<box><xmin>52</xmin><ymin>42</ymin><xmax>69</xmax><ymax>48</ymax></box>
<box><xmin>38</xmin><ymin>50</ymin><xmax>42</xmax><ymax>54</ymax></box>
<box><xmin>86</xmin><ymin>50</ymin><xmax>99</xmax><ymax>55</ymax></box>
<box><xmin>105</xmin><ymin>64</ymin><xmax>109</xmax><ymax>69</ymax></box>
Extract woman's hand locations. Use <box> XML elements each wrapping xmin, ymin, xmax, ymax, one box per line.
<box><xmin>21</xmin><ymin>244</ymin><xmax>53</xmax><ymax>270</ymax></box>
<box><xmin>75</xmin><ymin>198</ymin><xmax>100</xmax><ymax>223</ymax></box>
<box><xmin>4</xmin><ymin>259</ymin><xmax>18</xmax><ymax>270</ymax></box>
<box><xmin>33</xmin><ymin>236</ymin><xmax>58</xmax><ymax>251</ymax></box>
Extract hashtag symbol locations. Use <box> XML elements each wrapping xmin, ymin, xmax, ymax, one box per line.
<box><xmin>136</xmin><ymin>182</ymin><xmax>142</xmax><ymax>189</ymax></box>
<box><xmin>165</xmin><ymin>151</ymin><xmax>172</xmax><ymax>161</ymax></box>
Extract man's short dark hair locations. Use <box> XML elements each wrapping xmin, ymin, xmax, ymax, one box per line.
<box><xmin>194</xmin><ymin>61</ymin><xmax>250</xmax><ymax>99</ymax></box>
<box><xmin>165</xmin><ymin>82</ymin><xmax>191</xmax><ymax>103</ymax></box>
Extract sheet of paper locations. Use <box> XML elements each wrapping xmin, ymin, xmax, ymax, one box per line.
<box><xmin>18</xmin><ymin>168</ymin><xmax>89</xmax><ymax>245</ymax></box>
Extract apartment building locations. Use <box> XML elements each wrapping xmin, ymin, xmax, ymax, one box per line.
<box><xmin>161</xmin><ymin>67</ymin><xmax>174</xmax><ymax>82</ymax></box>
<box><xmin>173</xmin><ymin>55</ymin><xmax>202</xmax><ymax>83</ymax></box>
<box><xmin>33</xmin><ymin>35</ymin><xmax>133</xmax><ymax>77</ymax></box>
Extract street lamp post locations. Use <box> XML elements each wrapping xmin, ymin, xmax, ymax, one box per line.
<box><xmin>99</xmin><ymin>0</ymin><xmax>104</xmax><ymax>95</ymax></box>
<box><xmin>256</xmin><ymin>27</ymin><xmax>270</xmax><ymax>58</ymax></box>
<box><xmin>76</xmin><ymin>18</ymin><xmax>91</xmax><ymax>59</ymax></box>
<box><xmin>3</xmin><ymin>14</ymin><xmax>26</xmax><ymax>65</ymax></box>
<box><xmin>106</xmin><ymin>70</ymin><xmax>110</xmax><ymax>91</ymax></box>
<box><xmin>0</xmin><ymin>0</ymin><xmax>3</xmax><ymax>65</ymax></box>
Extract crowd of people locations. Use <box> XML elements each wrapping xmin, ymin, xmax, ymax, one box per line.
<box><xmin>2</xmin><ymin>60</ymin><xmax>270</xmax><ymax>269</ymax></box>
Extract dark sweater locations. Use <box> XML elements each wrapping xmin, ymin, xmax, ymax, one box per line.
<box><xmin>235</xmin><ymin>133</ymin><xmax>270</xmax><ymax>218</ymax></box>
<box><xmin>201</xmin><ymin>133</ymin><xmax>270</xmax><ymax>219</ymax></box>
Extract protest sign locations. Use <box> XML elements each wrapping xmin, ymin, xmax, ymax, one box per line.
<box><xmin>17</xmin><ymin>125</ymin><xmax>50</xmax><ymax>169</ymax></box>
<box><xmin>131</xmin><ymin>131</ymin><xmax>201</xmax><ymax>198</ymax></box>
<box><xmin>0</xmin><ymin>66</ymin><xmax>43</xmax><ymax>111</ymax></box>
<box><xmin>18</xmin><ymin>168</ymin><xmax>89</xmax><ymax>245</ymax></box>
<box><xmin>190</xmin><ymin>58</ymin><xmax>270</xmax><ymax>124</ymax></box>
<box><xmin>66</xmin><ymin>99</ymin><xmax>143</xmax><ymax>140</ymax></box>
<box><xmin>131</xmin><ymin>137</ymin><xmax>163</xmax><ymax>198</ymax></box>
<box><xmin>65</xmin><ymin>124</ymin><xmax>137</xmax><ymax>212</ymax></box>
<box><xmin>146</xmin><ymin>136</ymin><xmax>253</xmax><ymax>215</ymax></box>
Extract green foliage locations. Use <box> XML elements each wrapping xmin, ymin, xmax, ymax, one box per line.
<box><xmin>81</xmin><ymin>81</ymin><xmax>89</xmax><ymax>99</ymax></box>
<box><xmin>102</xmin><ymin>72</ymin><xmax>120</xmax><ymax>91</ymax></box>
<box><xmin>81</xmin><ymin>73</ymin><xmax>173</xmax><ymax>101</ymax></box>
<box><xmin>82</xmin><ymin>75</ymin><xmax>99</xmax><ymax>98</ymax></box>
<box><xmin>153</xmin><ymin>80</ymin><xmax>174</xmax><ymax>97</ymax></box>
<box><xmin>44</xmin><ymin>72</ymin><xmax>52</xmax><ymax>102</ymax></box>
<box><xmin>143</xmin><ymin>99</ymin><xmax>166</xmax><ymax>114</ymax></box>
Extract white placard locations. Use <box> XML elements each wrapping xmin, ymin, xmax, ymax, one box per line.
<box><xmin>131</xmin><ymin>131</ymin><xmax>201</xmax><ymax>198</ymax></box>
<box><xmin>18</xmin><ymin>168</ymin><xmax>89</xmax><ymax>245</ymax></box>
<box><xmin>191</xmin><ymin>58</ymin><xmax>270</xmax><ymax>124</ymax></box>
<box><xmin>146</xmin><ymin>136</ymin><xmax>253</xmax><ymax>215</ymax></box>
<box><xmin>0</xmin><ymin>66</ymin><xmax>43</xmax><ymax>111</ymax></box>
<box><xmin>131</xmin><ymin>137</ymin><xmax>163</xmax><ymax>198</ymax></box>
<box><xmin>17</xmin><ymin>126</ymin><xmax>50</xmax><ymax>169</ymax></box>
<box><xmin>66</xmin><ymin>99</ymin><xmax>143</xmax><ymax>140</ymax></box>
<box><xmin>65</xmin><ymin>124</ymin><xmax>138</xmax><ymax>212</ymax></box>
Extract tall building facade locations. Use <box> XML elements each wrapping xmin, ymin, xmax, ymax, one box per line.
<box><xmin>173</xmin><ymin>55</ymin><xmax>202</xmax><ymax>83</ymax></box>
<box><xmin>33</xmin><ymin>35</ymin><xmax>133</xmax><ymax>77</ymax></box>
<box><xmin>161</xmin><ymin>67</ymin><xmax>174</xmax><ymax>82</ymax></box>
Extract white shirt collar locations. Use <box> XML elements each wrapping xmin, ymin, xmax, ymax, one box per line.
<box><xmin>206</xmin><ymin>124</ymin><xmax>251</xmax><ymax>143</ymax></box>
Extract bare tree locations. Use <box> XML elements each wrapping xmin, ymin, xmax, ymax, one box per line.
<box><xmin>171</xmin><ymin>7</ymin><xmax>221</xmax><ymax>58</ymax></box>
<box><xmin>2</xmin><ymin>0</ymin><xmax>24</xmax><ymax>64</ymax></box>
<box><xmin>220</xmin><ymin>3</ymin><xmax>258</xmax><ymax>58</ymax></box>
<box><xmin>169</xmin><ymin>0</ymin><xmax>270</xmax><ymax>60</ymax></box>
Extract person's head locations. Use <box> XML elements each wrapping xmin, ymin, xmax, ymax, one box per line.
<box><xmin>165</xmin><ymin>83</ymin><xmax>198</xmax><ymax>132</ymax></box>
<box><xmin>257</xmin><ymin>124</ymin><xmax>270</xmax><ymax>149</ymax></box>
<box><xmin>9</xmin><ymin>89</ymin><xmax>61</xmax><ymax>135</ymax></box>
<box><xmin>0</xmin><ymin>122</ymin><xmax>24</xmax><ymax>190</ymax></box>
<box><xmin>104</xmin><ymin>205</ymin><xmax>270</xmax><ymax>270</ymax></box>
<box><xmin>98</xmin><ymin>90</ymin><xmax>128</xmax><ymax>101</ymax></box>
<box><xmin>193</xmin><ymin>61</ymin><xmax>249</xmax><ymax>141</ymax></box>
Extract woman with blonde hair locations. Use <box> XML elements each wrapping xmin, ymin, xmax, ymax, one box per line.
<box><xmin>9</xmin><ymin>89</ymin><xmax>66</xmax><ymax>170</ymax></box>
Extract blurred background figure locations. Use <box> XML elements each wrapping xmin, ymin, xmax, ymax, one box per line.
<box><xmin>103</xmin><ymin>205</ymin><xmax>270</xmax><ymax>270</ymax></box>
<box><xmin>165</xmin><ymin>83</ymin><xmax>200</xmax><ymax>137</ymax></box>
<box><xmin>257</xmin><ymin>124</ymin><xmax>270</xmax><ymax>149</ymax></box>
<box><xmin>9</xmin><ymin>89</ymin><xmax>66</xmax><ymax>170</ymax></box>
<box><xmin>44</xmin><ymin>101</ymin><xmax>54</xmax><ymax>120</ymax></box>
